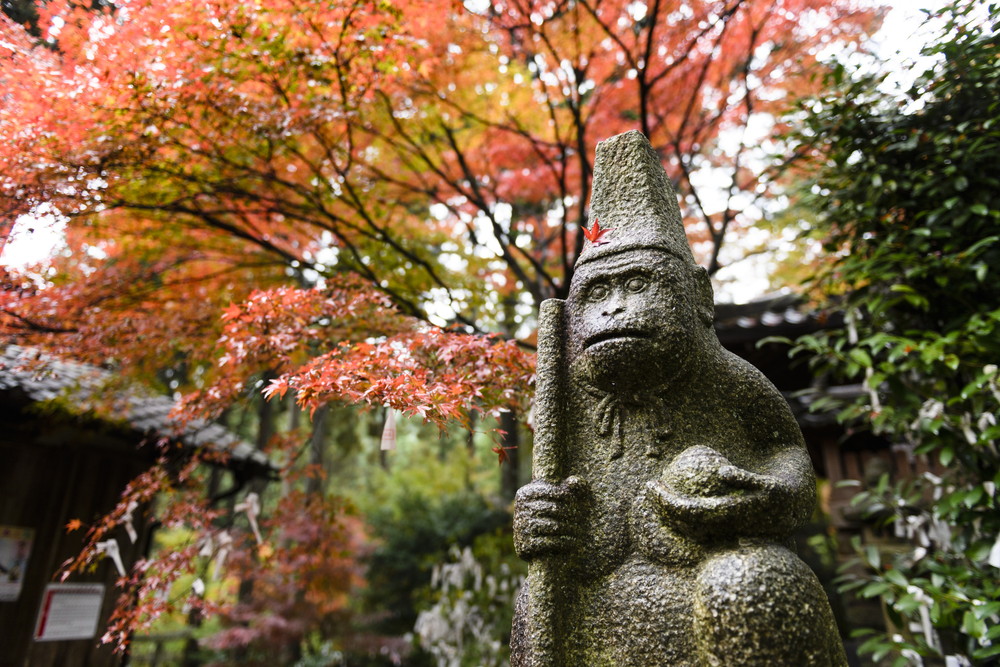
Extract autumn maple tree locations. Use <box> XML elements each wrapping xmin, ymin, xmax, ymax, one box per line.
<box><xmin>0</xmin><ymin>0</ymin><xmax>884</xmax><ymax>479</ymax></box>
<box><xmin>0</xmin><ymin>0</ymin><xmax>883</xmax><ymax>654</ymax></box>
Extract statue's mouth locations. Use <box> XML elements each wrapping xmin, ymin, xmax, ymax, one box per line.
<box><xmin>584</xmin><ymin>328</ymin><xmax>650</xmax><ymax>348</ymax></box>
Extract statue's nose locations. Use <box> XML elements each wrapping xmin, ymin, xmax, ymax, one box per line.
<box><xmin>601</xmin><ymin>295</ymin><xmax>625</xmax><ymax>317</ymax></box>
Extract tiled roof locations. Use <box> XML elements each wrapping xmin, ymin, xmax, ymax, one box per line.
<box><xmin>0</xmin><ymin>345</ymin><xmax>272</xmax><ymax>472</ymax></box>
<box><xmin>714</xmin><ymin>293</ymin><xmax>841</xmax><ymax>345</ymax></box>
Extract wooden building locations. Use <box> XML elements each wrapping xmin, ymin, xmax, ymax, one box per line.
<box><xmin>0</xmin><ymin>345</ymin><xmax>271</xmax><ymax>667</ymax></box>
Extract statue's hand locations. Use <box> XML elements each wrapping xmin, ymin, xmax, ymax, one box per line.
<box><xmin>648</xmin><ymin>477</ymin><xmax>776</xmax><ymax>541</ymax></box>
<box><xmin>711</xmin><ymin>464</ymin><xmax>780</xmax><ymax>495</ymax></box>
<box><xmin>513</xmin><ymin>476</ymin><xmax>589</xmax><ymax>560</ymax></box>
<box><xmin>650</xmin><ymin>446</ymin><xmax>784</xmax><ymax>540</ymax></box>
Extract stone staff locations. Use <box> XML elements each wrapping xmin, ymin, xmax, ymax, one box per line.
<box><xmin>525</xmin><ymin>297</ymin><xmax>567</xmax><ymax>666</ymax></box>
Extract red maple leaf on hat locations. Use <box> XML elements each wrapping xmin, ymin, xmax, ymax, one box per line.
<box><xmin>582</xmin><ymin>218</ymin><xmax>612</xmax><ymax>245</ymax></box>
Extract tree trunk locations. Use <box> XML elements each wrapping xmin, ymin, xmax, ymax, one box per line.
<box><xmin>500</xmin><ymin>410</ymin><xmax>521</xmax><ymax>502</ymax></box>
<box><xmin>306</xmin><ymin>404</ymin><xmax>329</xmax><ymax>496</ymax></box>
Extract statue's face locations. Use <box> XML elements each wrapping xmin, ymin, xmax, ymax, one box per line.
<box><xmin>566</xmin><ymin>249</ymin><xmax>698</xmax><ymax>393</ymax></box>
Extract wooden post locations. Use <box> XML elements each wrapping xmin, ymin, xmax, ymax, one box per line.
<box><xmin>528</xmin><ymin>298</ymin><xmax>567</xmax><ymax>666</ymax></box>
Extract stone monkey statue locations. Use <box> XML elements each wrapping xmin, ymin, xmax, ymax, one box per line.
<box><xmin>511</xmin><ymin>131</ymin><xmax>846</xmax><ymax>667</ymax></box>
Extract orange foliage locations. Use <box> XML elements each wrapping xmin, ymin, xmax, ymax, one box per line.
<box><xmin>0</xmin><ymin>0</ymin><xmax>883</xmax><ymax>650</ymax></box>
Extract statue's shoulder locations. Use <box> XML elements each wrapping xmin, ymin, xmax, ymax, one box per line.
<box><xmin>720</xmin><ymin>348</ymin><xmax>779</xmax><ymax>390</ymax></box>
<box><xmin>709</xmin><ymin>346</ymin><xmax>802</xmax><ymax>439</ymax></box>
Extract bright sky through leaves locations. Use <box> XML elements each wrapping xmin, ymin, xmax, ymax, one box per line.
<box><xmin>709</xmin><ymin>0</ymin><xmax>952</xmax><ymax>302</ymax></box>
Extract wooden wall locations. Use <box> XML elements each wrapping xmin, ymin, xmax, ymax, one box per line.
<box><xmin>0</xmin><ymin>399</ymin><xmax>152</xmax><ymax>667</ymax></box>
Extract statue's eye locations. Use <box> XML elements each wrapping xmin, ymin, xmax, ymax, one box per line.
<box><xmin>588</xmin><ymin>284</ymin><xmax>610</xmax><ymax>301</ymax></box>
<box><xmin>625</xmin><ymin>276</ymin><xmax>648</xmax><ymax>292</ymax></box>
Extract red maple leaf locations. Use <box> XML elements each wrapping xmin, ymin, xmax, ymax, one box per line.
<box><xmin>582</xmin><ymin>218</ymin><xmax>612</xmax><ymax>245</ymax></box>
<box><xmin>492</xmin><ymin>445</ymin><xmax>518</xmax><ymax>465</ymax></box>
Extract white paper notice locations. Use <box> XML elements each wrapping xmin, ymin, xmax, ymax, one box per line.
<box><xmin>33</xmin><ymin>583</ymin><xmax>105</xmax><ymax>642</ymax></box>
<box><xmin>0</xmin><ymin>525</ymin><xmax>34</xmax><ymax>602</ymax></box>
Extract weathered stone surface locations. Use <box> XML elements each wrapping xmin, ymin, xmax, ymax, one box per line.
<box><xmin>511</xmin><ymin>131</ymin><xmax>846</xmax><ymax>666</ymax></box>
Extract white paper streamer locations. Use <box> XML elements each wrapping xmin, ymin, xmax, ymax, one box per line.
<box><xmin>95</xmin><ymin>539</ymin><xmax>126</xmax><ymax>578</ymax></box>
<box><xmin>235</xmin><ymin>492</ymin><xmax>263</xmax><ymax>545</ymax></box>
<box><xmin>198</xmin><ymin>533</ymin><xmax>214</xmax><ymax>558</ymax></box>
<box><xmin>380</xmin><ymin>408</ymin><xmax>397</xmax><ymax>451</ymax></box>
<box><xmin>121</xmin><ymin>500</ymin><xmax>138</xmax><ymax>544</ymax></box>
<box><xmin>212</xmin><ymin>530</ymin><xmax>233</xmax><ymax>580</ymax></box>
<box><xmin>988</xmin><ymin>532</ymin><xmax>1000</xmax><ymax>569</ymax></box>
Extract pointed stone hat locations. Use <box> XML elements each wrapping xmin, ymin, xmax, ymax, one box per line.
<box><xmin>577</xmin><ymin>130</ymin><xmax>695</xmax><ymax>266</ymax></box>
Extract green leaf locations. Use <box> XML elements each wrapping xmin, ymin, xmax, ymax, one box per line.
<box><xmin>864</xmin><ymin>544</ymin><xmax>881</xmax><ymax>570</ymax></box>
<box><xmin>884</xmin><ymin>568</ymin><xmax>907</xmax><ymax>587</ymax></box>
<box><xmin>940</xmin><ymin>447</ymin><xmax>955</xmax><ymax>467</ymax></box>
<box><xmin>973</xmin><ymin>643</ymin><xmax>1000</xmax><ymax>661</ymax></box>
<box><xmin>861</xmin><ymin>581</ymin><xmax>891</xmax><ymax>598</ymax></box>
<box><xmin>975</xmin><ymin>262</ymin><xmax>988</xmax><ymax>281</ymax></box>
<box><xmin>973</xmin><ymin>601</ymin><xmax>1000</xmax><ymax>620</ymax></box>
<box><xmin>849</xmin><ymin>348</ymin><xmax>873</xmax><ymax>368</ymax></box>
<box><xmin>965</xmin><ymin>235</ymin><xmax>999</xmax><ymax>255</ymax></box>
<box><xmin>963</xmin><ymin>610</ymin><xmax>987</xmax><ymax>638</ymax></box>
<box><xmin>963</xmin><ymin>486</ymin><xmax>984</xmax><ymax>508</ymax></box>
<box><xmin>894</xmin><ymin>594</ymin><xmax>922</xmax><ymax>613</ymax></box>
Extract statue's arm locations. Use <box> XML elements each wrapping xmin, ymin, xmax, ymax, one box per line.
<box><xmin>744</xmin><ymin>381</ymin><xmax>818</xmax><ymax>535</ymax></box>
<box><xmin>650</xmin><ymin>369</ymin><xmax>816</xmax><ymax>541</ymax></box>
<box><xmin>740</xmin><ymin>444</ymin><xmax>816</xmax><ymax>535</ymax></box>
<box><xmin>649</xmin><ymin>444</ymin><xmax>814</xmax><ymax>541</ymax></box>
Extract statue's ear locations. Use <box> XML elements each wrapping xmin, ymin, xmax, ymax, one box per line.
<box><xmin>691</xmin><ymin>265</ymin><xmax>714</xmax><ymax>327</ymax></box>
